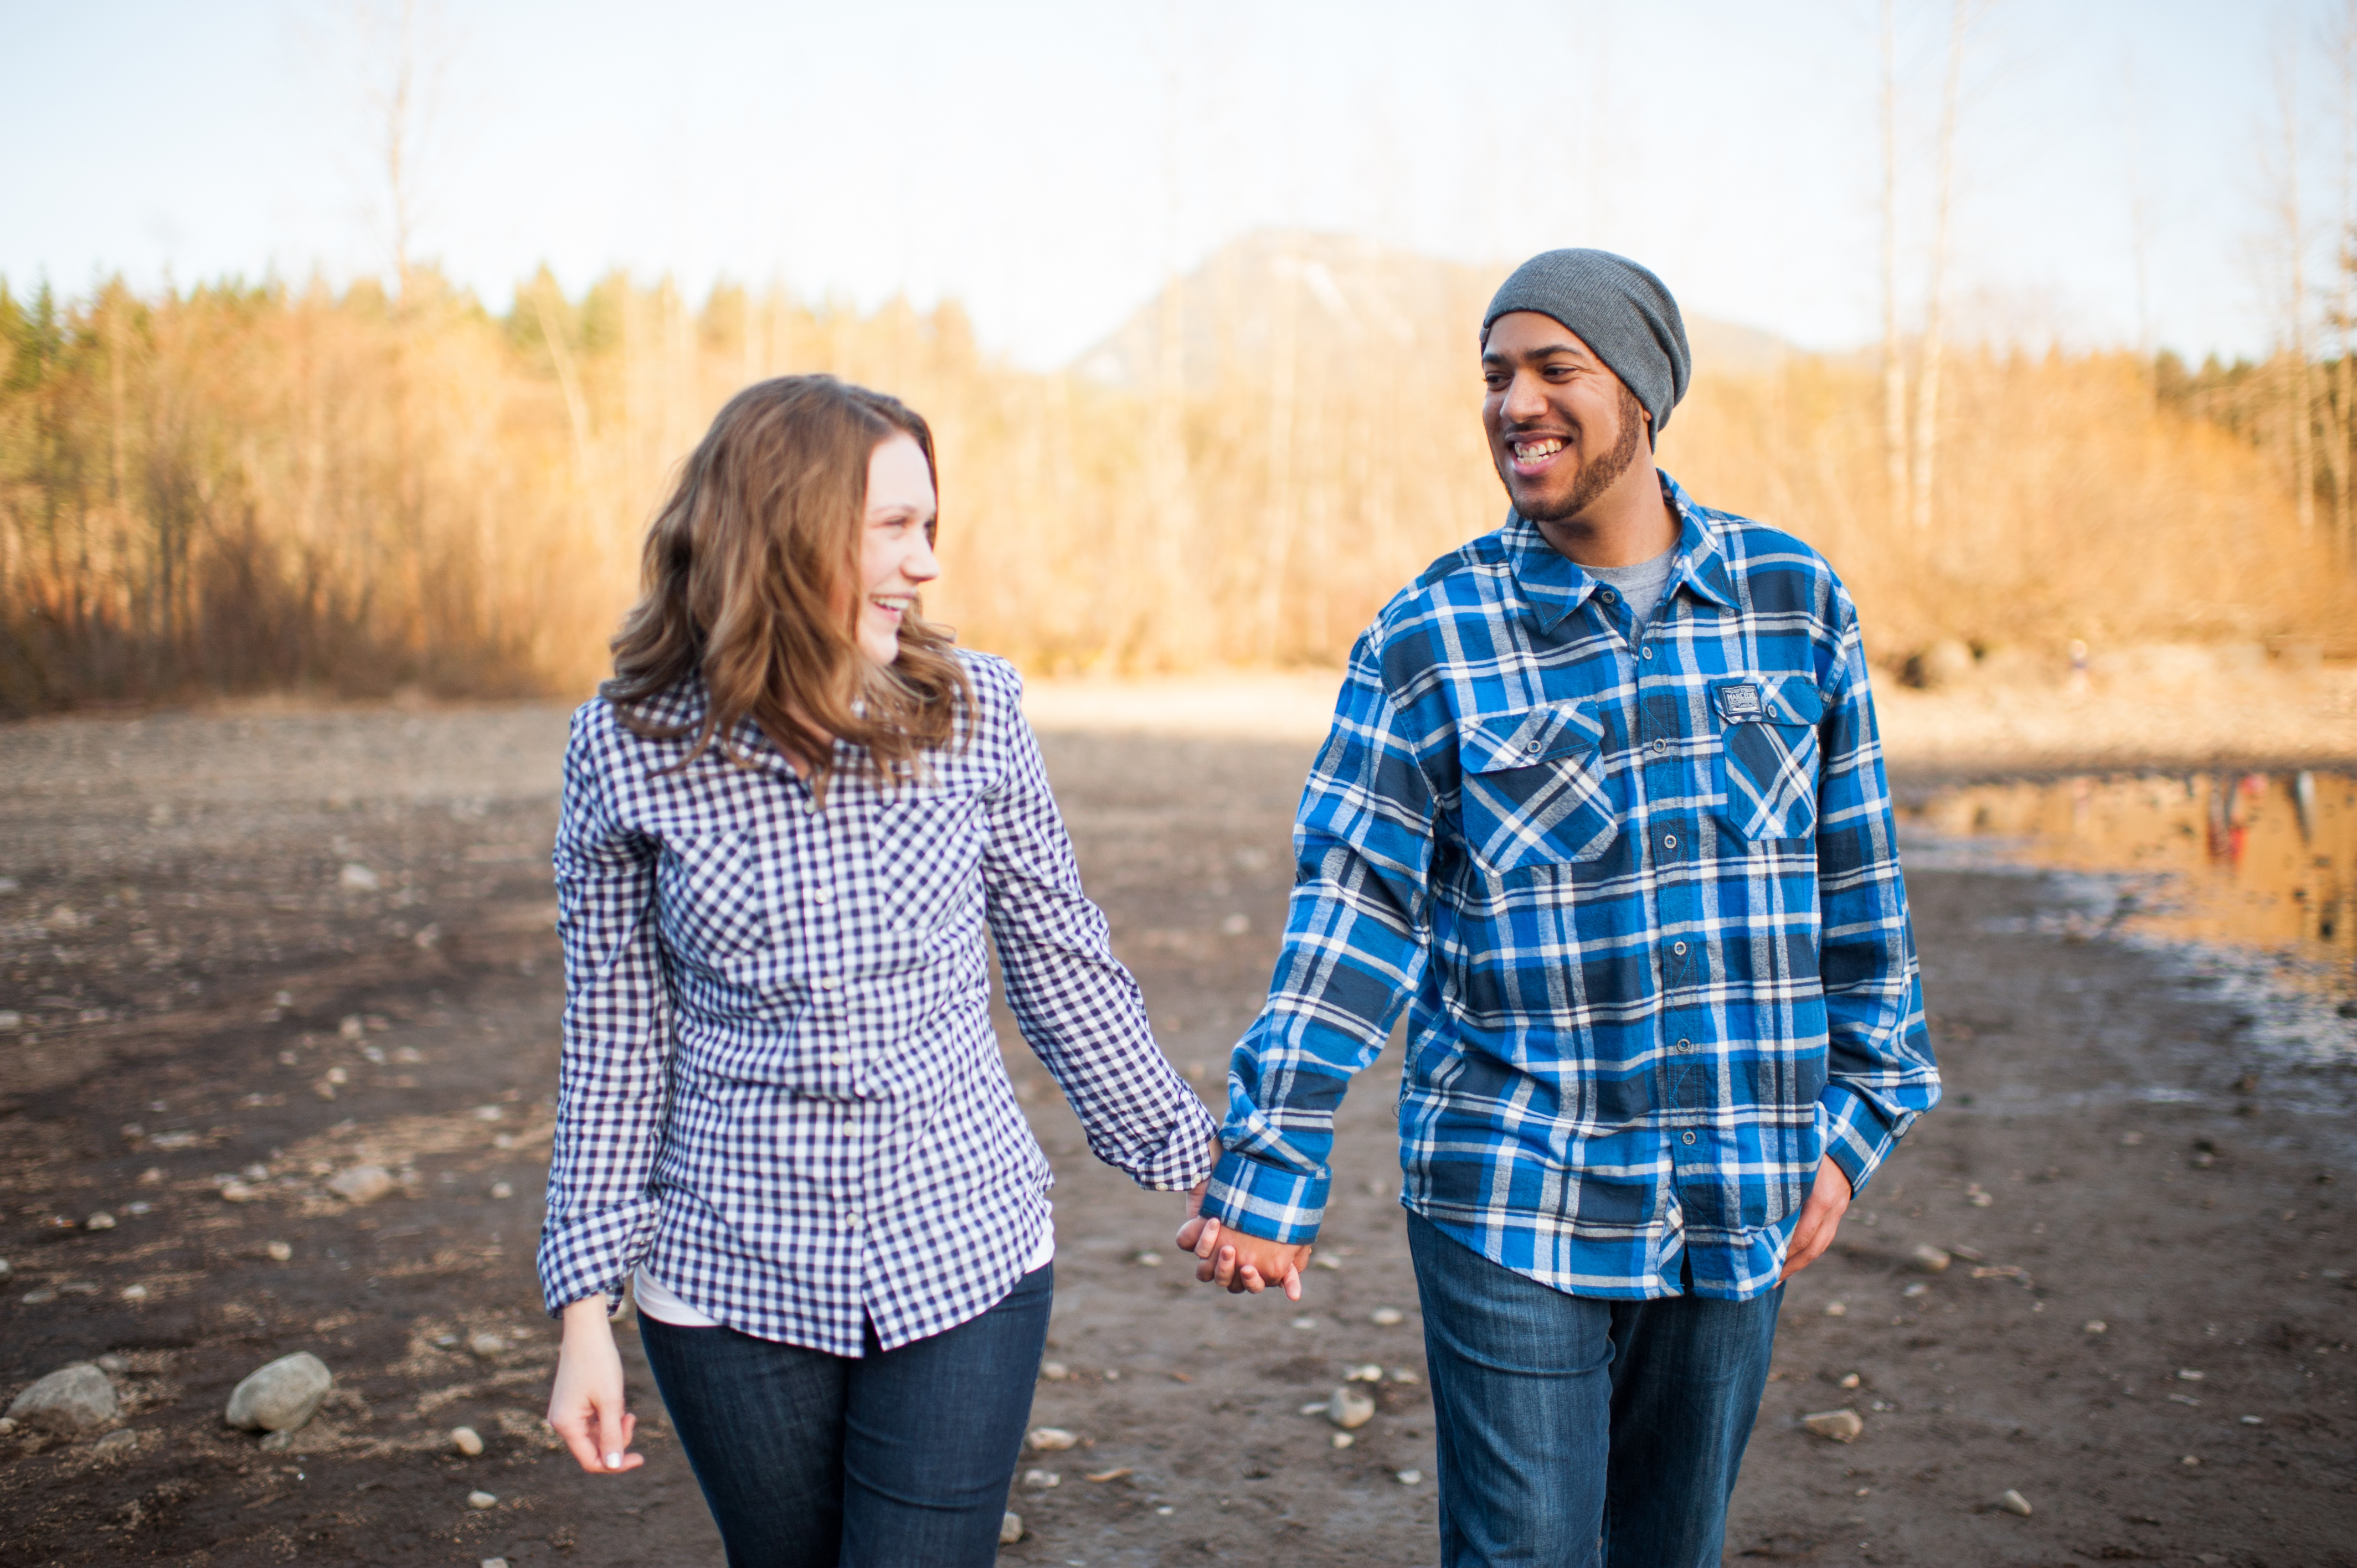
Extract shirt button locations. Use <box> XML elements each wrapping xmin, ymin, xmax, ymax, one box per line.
<box><xmin>1671</xmin><ymin>941</ymin><xmax>1688</xmax><ymax>956</ymax></box>
<box><xmin>1675</xmin><ymin>1037</ymin><xmax>1694</xmax><ymax>1053</ymax></box>
<box><xmin>828</xmin><ymin>1051</ymin><xmax>852</xmax><ymax>1066</ymax></box>
<box><xmin>1661</xmin><ymin>833</ymin><xmax>1677</xmax><ymax>850</ymax></box>
<box><xmin>804</xmin><ymin>801</ymin><xmax>821</xmax><ymax>816</ymax></box>
<box><xmin>1681</xmin><ymin>1131</ymin><xmax>1697</xmax><ymax>1146</ymax></box>
<box><xmin>1650</xmin><ymin>739</ymin><xmax>1667</xmax><ymax>754</ymax></box>
<box><xmin>816</xmin><ymin>976</ymin><xmax>839</xmax><ymax>992</ymax></box>
<box><xmin>810</xmin><ymin>888</ymin><xmax>833</xmax><ymax>905</ymax></box>
<box><xmin>1642</xmin><ymin>647</ymin><xmax>1655</xmax><ymax>660</ymax></box>
<box><xmin>1599</xmin><ymin>588</ymin><xmax>1617</xmax><ymax>601</ymax></box>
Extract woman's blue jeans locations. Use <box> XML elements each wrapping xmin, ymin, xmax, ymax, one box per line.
<box><xmin>1408</xmin><ymin>1213</ymin><xmax>1783</xmax><ymax>1568</ymax></box>
<box><xmin>636</xmin><ymin>1262</ymin><xmax>1053</xmax><ymax>1568</ymax></box>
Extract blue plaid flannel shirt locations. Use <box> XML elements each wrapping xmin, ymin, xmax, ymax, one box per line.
<box><xmin>537</xmin><ymin>652</ymin><xmax>1217</xmax><ymax>1354</ymax></box>
<box><xmin>1200</xmin><ymin>473</ymin><xmax>1939</xmax><ymax>1300</ymax></box>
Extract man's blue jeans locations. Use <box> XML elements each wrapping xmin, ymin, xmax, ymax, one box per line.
<box><xmin>636</xmin><ymin>1262</ymin><xmax>1053</xmax><ymax>1568</ymax></box>
<box><xmin>1408</xmin><ymin>1213</ymin><xmax>1783</xmax><ymax>1568</ymax></box>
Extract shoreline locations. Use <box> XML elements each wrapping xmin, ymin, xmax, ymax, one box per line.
<box><xmin>5</xmin><ymin>667</ymin><xmax>2354</xmax><ymax>785</ymax></box>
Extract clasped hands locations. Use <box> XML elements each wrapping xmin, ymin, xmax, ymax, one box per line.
<box><xmin>1173</xmin><ymin>1147</ymin><xmax>1855</xmax><ymax>1301</ymax></box>
<box><xmin>1174</xmin><ymin>1141</ymin><xmax>1313</xmax><ymax>1300</ymax></box>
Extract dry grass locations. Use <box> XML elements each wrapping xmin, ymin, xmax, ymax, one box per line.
<box><xmin>3</xmin><ymin>245</ymin><xmax>2350</xmax><ymax>719</ymax></box>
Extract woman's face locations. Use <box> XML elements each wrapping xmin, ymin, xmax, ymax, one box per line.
<box><xmin>856</xmin><ymin>432</ymin><xmax>940</xmax><ymax>667</ymax></box>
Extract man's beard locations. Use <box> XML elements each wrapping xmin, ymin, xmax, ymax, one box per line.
<box><xmin>1514</xmin><ymin>382</ymin><xmax>1646</xmax><ymax>522</ymax></box>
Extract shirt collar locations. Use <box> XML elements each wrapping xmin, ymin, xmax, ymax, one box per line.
<box><xmin>1504</xmin><ymin>470</ymin><xmax>1738</xmax><ymax>634</ymax></box>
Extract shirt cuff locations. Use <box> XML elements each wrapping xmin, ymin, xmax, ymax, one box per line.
<box><xmin>1123</xmin><ymin>1097</ymin><xmax>1224</xmax><ymax>1192</ymax></box>
<box><xmin>1198</xmin><ymin>1147</ymin><xmax>1329</xmax><ymax>1246</ymax></box>
<box><xmin>536</xmin><ymin>1199</ymin><xmax>659</xmax><ymax>1317</ymax></box>
<box><xmin>1816</xmin><ymin>1082</ymin><xmax>1898</xmax><ymax>1198</ymax></box>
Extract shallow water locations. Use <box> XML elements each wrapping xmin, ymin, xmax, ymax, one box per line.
<box><xmin>1913</xmin><ymin>768</ymin><xmax>2357</xmax><ymax>962</ymax></box>
<box><xmin>1903</xmin><ymin>770</ymin><xmax>2357</xmax><ymax>1012</ymax></box>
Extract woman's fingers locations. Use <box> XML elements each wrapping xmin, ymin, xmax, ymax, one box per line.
<box><xmin>598</xmin><ymin>1390</ymin><xmax>632</xmax><ymax>1471</ymax></box>
<box><xmin>1175</xmin><ymin>1214</ymin><xmax>1208</xmax><ymax>1254</ymax></box>
<box><xmin>550</xmin><ymin>1395</ymin><xmax>608</xmax><ymax>1476</ymax></box>
<box><xmin>1192</xmin><ymin>1220</ymin><xmax>1225</xmax><ymax>1283</ymax></box>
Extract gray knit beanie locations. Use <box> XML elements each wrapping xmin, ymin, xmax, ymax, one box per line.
<box><xmin>1482</xmin><ymin>249</ymin><xmax>1691</xmax><ymax>435</ymax></box>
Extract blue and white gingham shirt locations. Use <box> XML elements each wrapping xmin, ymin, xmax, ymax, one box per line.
<box><xmin>537</xmin><ymin>652</ymin><xmax>1217</xmax><ymax>1354</ymax></box>
<box><xmin>1200</xmin><ymin>474</ymin><xmax>1939</xmax><ymax>1301</ymax></box>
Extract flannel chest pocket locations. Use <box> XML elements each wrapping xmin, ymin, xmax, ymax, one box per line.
<box><xmin>1712</xmin><ymin>677</ymin><xmax>1824</xmax><ymax>842</ymax></box>
<box><xmin>1457</xmin><ymin>703</ymin><xmax>1618</xmax><ymax>874</ymax></box>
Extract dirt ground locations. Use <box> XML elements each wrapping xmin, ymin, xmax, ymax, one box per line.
<box><xmin>2</xmin><ymin>700</ymin><xmax>2354</xmax><ymax>1567</ymax></box>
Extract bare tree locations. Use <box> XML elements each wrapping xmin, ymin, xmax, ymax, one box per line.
<box><xmin>1910</xmin><ymin>0</ymin><xmax>1969</xmax><ymax>534</ymax></box>
<box><xmin>2266</xmin><ymin>37</ymin><xmax>2317</xmax><ymax>537</ymax></box>
<box><xmin>2330</xmin><ymin>1</ymin><xmax>2357</xmax><ymax>557</ymax></box>
<box><xmin>2122</xmin><ymin>54</ymin><xmax>2158</xmax><ymax>381</ymax></box>
<box><xmin>1147</xmin><ymin>0</ymin><xmax>1201</xmax><ymax>665</ymax></box>
<box><xmin>1881</xmin><ymin>0</ymin><xmax>1908</xmax><ymax>529</ymax></box>
<box><xmin>1258</xmin><ymin>243</ymin><xmax>1301</xmax><ymax>663</ymax></box>
<box><xmin>352</xmin><ymin>0</ymin><xmax>454</xmax><ymax>302</ymax></box>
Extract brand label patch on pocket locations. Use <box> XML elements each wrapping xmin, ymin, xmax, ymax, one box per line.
<box><xmin>1719</xmin><ymin>682</ymin><xmax>1762</xmax><ymax>716</ymax></box>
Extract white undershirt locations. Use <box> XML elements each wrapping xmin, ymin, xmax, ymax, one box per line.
<box><xmin>631</xmin><ymin>1207</ymin><xmax>1057</xmax><ymax>1329</ymax></box>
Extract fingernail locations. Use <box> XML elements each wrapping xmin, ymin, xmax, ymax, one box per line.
<box><xmin>605</xmin><ymin>1452</ymin><xmax>623</xmax><ymax>1469</ymax></box>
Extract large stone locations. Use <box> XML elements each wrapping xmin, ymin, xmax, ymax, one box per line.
<box><xmin>224</xmin><ymin>1352</ymin><xmax>333</xmax><ymax>1432</ymax></box>
<box><xmin>7</xmin><ymin>1364</ymin><xmax>117</xmax><ymax>1431</ymax></box>
<box><xmin>1800</xmin><ymin>1408</ymin><xmax>1864</xmax><ymax>1443</ymax></box>
<box><xmin>327</xmin><ymin>1165</ymin><xmax>394</xmax><ymax>1205</ymax></box>
<box><xmin>1327</xmin><ymin>1386</ymin><xmax>1376</xmax><ymax>1430</ymax></box>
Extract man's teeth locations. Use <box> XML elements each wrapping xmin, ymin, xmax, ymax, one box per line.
<box><xmin>1514</xmin><ymin>439</ymin><xmax>1563</xmax><ymax>461</ymax></box>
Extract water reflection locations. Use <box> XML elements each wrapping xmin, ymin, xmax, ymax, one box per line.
<box><xmin>1906</xmin><ymin>771</ymin><xmax>2357</xmax><ymax>998</ymax></box>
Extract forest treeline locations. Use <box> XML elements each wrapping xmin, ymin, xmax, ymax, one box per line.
<box><xmin>2</xmin><ymin>240</ymin><xmax>2353</xmax><ymax>718</ymax></box>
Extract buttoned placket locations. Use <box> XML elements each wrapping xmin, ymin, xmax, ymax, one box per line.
<box><xmin>786</xmin><ymin>762</ymin><xmax>875</xmax><ymax>1304</ymax></box>
<box><xmin>1632</xmin><ymin>559</ymin><xmax>1715</xmax><ymax>1236</ymax></box>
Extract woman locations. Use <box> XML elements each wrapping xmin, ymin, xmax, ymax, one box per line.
<box><xmin>539</xmin><ymin>375</ymin><xmax>1217</xmax><ymax>1566</ymax></box>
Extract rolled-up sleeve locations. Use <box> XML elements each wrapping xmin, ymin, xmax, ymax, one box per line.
<box><xmin>537</xmin><ymin>707</ymin><xmax>673</xmax><ymax>1314</ymax></box>
<box><xmin>980</xmin><ymin>666</ymin><xmax>1217</xmax><ymax>1192</ymax></box>
<box><xmin>1812</xmin><ymin>601</ymin><xmax>1941</xmax><ymax>1195</ymax></box>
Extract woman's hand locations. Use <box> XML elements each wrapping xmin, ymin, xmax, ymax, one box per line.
<box><xmin>548</xmin><ymin>1296</ymin><xmax>644</xmax><ymax>1476</ymax></box>
<box><xmin>1175</xmin><ymin>1142</ymin><xmax>1310</xmax><ymax>1301</ymax></box>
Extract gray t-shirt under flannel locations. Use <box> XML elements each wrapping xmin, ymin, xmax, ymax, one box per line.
<box><xmin>1584</xmin><ymin>546</ymin><xmax>1676</xmax><ymax>642</ymax></box>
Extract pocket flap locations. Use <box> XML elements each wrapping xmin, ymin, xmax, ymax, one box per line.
<box><xmin>1712</xmin><ymin>676</ymin><xmax>1824</xmax><ymax>727</ymax></box>
<box><xmin>1462</xmin><ymin>703</ymin><xmax>1605</xmax><ymax>775</ymax></box>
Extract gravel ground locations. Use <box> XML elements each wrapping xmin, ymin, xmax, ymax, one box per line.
<box><xmin>1</xmin><ymin>699</ymin><xmax>2353</xmax><ymax>1566</ymax></box>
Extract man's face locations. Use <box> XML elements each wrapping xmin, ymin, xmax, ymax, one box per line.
<box><xmin>1480</xmin><ymin>311</ymin><xmax>1649</xmax><ymax>523</ymax></box>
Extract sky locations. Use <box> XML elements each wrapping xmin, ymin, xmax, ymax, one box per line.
<box><xmin>2</xmin><ymin>0</ymin><xmax>2344</xmax><ymax>368</ymax></box>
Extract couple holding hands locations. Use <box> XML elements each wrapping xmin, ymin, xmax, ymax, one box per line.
<box><xmin>536</xmin><ymin>249</ymin><xmax>1942</xmax><ymax>1568</ymax></box>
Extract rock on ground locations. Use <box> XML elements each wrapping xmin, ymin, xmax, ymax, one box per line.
<box><xmin>1800</xmin><ymin>1408</ymin><xmax>1864</xmax><ymax>1443</ymax></box>
<box><xmin>224</xmin><ymin>1352</ymin><xmax>333</xmax><ymax>1432</ymax></box>
<box><xmin>6</xmin><ymin>1363</ymin><xmax>117</xmax><ymax>1431</ymax></box>
<box><xmin>327</xmin><ymin>1165</ymin><xmax>395</xmax><ymax>1205</ymax></box>
<box><xmin>1327</xmin><ymin>1386</ymin><xmax>1376</xmax><ymax>1430</ymax></box>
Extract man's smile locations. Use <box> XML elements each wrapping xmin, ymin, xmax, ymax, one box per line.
<box><xmin>1506</xmin><ymin>434</ymin><xmax>1568</xmax><ymax>476</ymax></box>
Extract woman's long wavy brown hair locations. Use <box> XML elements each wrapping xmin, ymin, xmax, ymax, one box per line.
<box><xmin>602</xmin><ymin>375</ymin><xmax>971</xmax><ymax>788</ymax></box>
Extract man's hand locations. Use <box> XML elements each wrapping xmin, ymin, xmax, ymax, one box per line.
<box><xmin>1778</xmin><ymin>1157</ymin><xmax>1854</xmax><ymax>1282</ymax></box>
<box><xmin>1176</xmin><ymin>1159</ymin><xmax>1313</xmax><ymax>1299</ymax></box>
<box><xmin>548</xmin><ymin>1296</ymin><xmax>644</xmax><ymax>1477</ymax></box>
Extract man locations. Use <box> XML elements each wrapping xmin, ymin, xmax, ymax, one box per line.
<box><xmin>1176</xmin><ymin>249</ymin><xmax>1940</xmax><ymax>1567</ymax></box>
